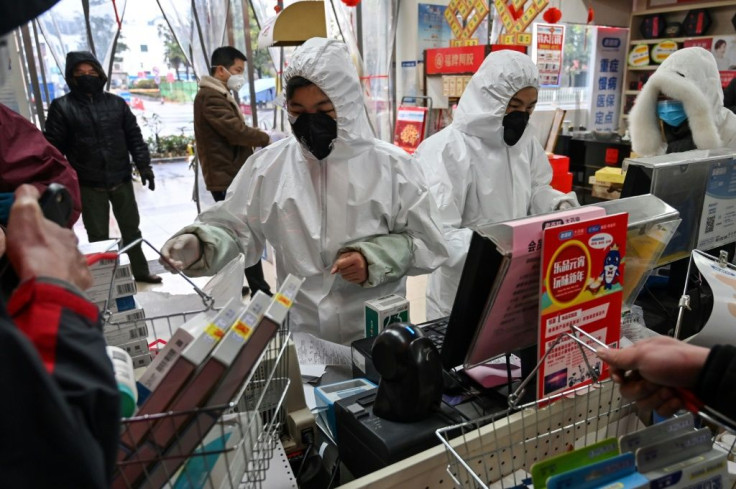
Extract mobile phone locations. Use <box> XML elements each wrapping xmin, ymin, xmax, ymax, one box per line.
<box><xmin>0</xmin><ymin>183</ymin><xmax>74</xmax><ymax>299</ymax></box>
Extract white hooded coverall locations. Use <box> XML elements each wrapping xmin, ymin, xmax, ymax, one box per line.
<box><xmin>171</xmin><ymin>38</ymin><xmax>448</xmax><ymax>346</ymax></box>
<box><xmin>629</xmin><ymin>47</ymin><xmax>736</xmax><ymax>156</ymax></box>
<box><xmin>415</xmin><ymin>50</ymin><xmax>578</xmax><ymax>320</ymax></box>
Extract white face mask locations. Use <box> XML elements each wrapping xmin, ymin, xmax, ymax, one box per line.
<box><xmin>226</xmin><ymin>69</ymin><xmax>245</xmax><ymax>92</ymax></box>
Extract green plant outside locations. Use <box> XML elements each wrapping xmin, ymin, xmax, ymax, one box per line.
<box><xmin>146</xmin><ymin>134</ymin><xmax>193</xmax><ymax>158</ymax></box>
<box><xmin>159</xmin><ymin>81</ymin><xmax>198</xmax><ymax>103</ymax></box>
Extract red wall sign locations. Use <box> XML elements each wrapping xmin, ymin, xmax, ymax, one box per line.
<box><xmin>425</xmin><ymin>45</ymin><xmax>489</xmax><ymax>75</ymax></box>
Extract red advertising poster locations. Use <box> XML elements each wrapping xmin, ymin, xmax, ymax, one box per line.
<box><xmin>720</xmin><ymin>71</ymin><xmax>736</xmax><ymax>89</ymax></box>
<box><xmin>533</xmin><ymin>23</ymin><xmax>565</xmax><ymax>87</ymax></box>
<box><xmin>683</xmin><ymin>38</ymin><xmax>712</xmax><ymax>50</ymax></box>
<box><xmin>393</xmin><ymin>106</ymin><xmax>428</xmax><ymax>154</ymax></box>
<box><xmin>425</xmin><ymin>45</ymin><xmax>488</xmax><ymax>75</ymax></box>
<box><xmin>536</xmin><ymin>212</ymin><xmax>628</xmax><ymax>400</ymax></box>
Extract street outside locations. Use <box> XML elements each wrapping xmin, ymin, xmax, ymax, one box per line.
<box><xmin>131</xmin><ymin>95</ymin><xmax>283</xmax><ymax>140</ymax></box>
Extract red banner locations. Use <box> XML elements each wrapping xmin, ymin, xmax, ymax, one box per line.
<box><xmin>425</xmin><ymin>45</ymin><xmax>488</xmax><ymax>75</ymax></box>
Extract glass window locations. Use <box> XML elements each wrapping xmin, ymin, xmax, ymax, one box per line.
<box><xmin>140</xmin><ymin>44</ymin><xmax>148</xmax><ymax>53</ymax></box>
<box><xmin>536</xmin><ymin>24</ymin><xmax>595</xmax><ymax>110</ymax></box>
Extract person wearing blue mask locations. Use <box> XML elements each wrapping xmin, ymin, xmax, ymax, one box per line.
<box><xmin>630</xmin><ymin>47</ymin><xmax>736</xmax><ymax>155</ymax></box>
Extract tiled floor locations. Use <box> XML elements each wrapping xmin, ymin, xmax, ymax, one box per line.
<box><xmin>73</xmin><ymin>159</ymin><xmax>429</xmax><ymax>324</ymax></box>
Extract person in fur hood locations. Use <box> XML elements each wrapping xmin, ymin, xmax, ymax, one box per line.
<box><xmin>629</xmin><ymin>47</ymin><xmax>736</xmax><ymax>156</ymax></box>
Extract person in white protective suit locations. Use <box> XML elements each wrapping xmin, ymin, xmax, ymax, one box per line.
<box><xmin>160</xmin><ymin>38</ymin><xmax>448</xmax><ymax>351</ymax></box>
<box><xmin>629</xmin><ymin>47</ymin><xmax>736</xmax><ymax>156</ymax></box>
<box><xmin>415</xmin><ymin>50</ymin><xmax>579</xmax><ymax>321</ymax></box>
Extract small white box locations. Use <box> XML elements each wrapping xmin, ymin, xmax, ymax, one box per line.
<box><xmin>117</xmin><ymin>337</ymin><xmax>149</xmax><ymax>356</ymax></box>
<box><xmin>364</xmin><ymin>294</ymin><xmax>410</xmax><ymax>338</ymax></box>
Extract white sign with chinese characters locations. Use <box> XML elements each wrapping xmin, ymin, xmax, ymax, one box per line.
<box><xmin>590</xmin><ymin>27</ymin><xmax>628</xmax><ymax>132</ymax></box>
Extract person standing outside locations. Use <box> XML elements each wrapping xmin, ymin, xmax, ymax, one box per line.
<box><xmin>44</xmin><ymin>51</ymin><xmax>161</xmax><ymax>284</ymax></box>
<box><xmin>193</xmin><ymin>46</ymin><xmax>271</xmax><ymax>296</ymax></box>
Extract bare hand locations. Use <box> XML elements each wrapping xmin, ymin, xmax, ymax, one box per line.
<box><xmin>6</xmin><ymin>185</ymin><xmax>92</xmax><ymax>290</ymax></box>
<box><xmin>596</xmin><ymin>336</ymin><xmax>709</xmax><ymax>416</ymax></box>
<box><xmin>330</xmin><ymin>251</ymin><xmax>368</xmax><ymax>284</ymax></box>
<box><xmin>160</xmin><ymin>233</ymin><xmax>202</xmax><ymax>272</ymax></box>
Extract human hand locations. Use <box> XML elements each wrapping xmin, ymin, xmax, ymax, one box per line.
<box><xmin>330</xmin><ymin>251</ymin><xmax>368</xmax><ymax>284</ymax></box>
<box><xmin>5</xmin><ymin>185</ymin><xmax>92</xmax><ymax>290</ymax></box>
<box><xmin>160</xmin><ymin>234</ymin><xmax>202</xmax><ymax>272</ymax></box>
<box><xmin>140</xmin><ymin>167</ymin><xmax>156</xmax><ymax>191</ymax></box>
<box><xmin>596</xmin><ymin>336</ymin><xmax>710</xmax><ymax>416</ymax></box>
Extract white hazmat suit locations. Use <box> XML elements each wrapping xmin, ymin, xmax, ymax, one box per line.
<box><xmin>163</xmin><ymin>38</ymin><xmax>448</xmax><ymax>347</ymax></box>
<box><xmin>629</xmin><ymin>47</ymin><xmax>736</xmax><ymax>156</ymax></box>
<box><xmin>415</xmin><ymin>50</ymin><xmax>578</xmax><ymax>320</ymax></box>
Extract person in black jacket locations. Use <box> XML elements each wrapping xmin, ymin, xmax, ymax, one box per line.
<box><xmin>596</xmin><ymin>336</ymin><xmax>736</xmax><ymax>420</ymax></box>
<box><xmin>724</xmin><ymin>77</ymin><xmax>736</xmax><ymax>114</ymax></box>
<box><xmin>0</xmin><ymin>184</ymin><xmax>120</xmax><ymax>488</ymax></box>
<box><xmin>44</xmin><ymin>51</ymin><xmax>161</xmax><ymax>283</ymax></box>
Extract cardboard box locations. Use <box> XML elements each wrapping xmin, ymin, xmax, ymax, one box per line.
<box><xmin>95</xmin><ymin>295</ymin><xmax>136</xmax><ymax>313</ymax></box>
<box><xmin>595</xmin><ymin>166</ymin><xmax>626</xmax><ymax>184</ymax></box>
<box><xmin>589</xmin><ymin>175</ymin><xmax>623</xmax><ymax>200</ymax></box>
<box><xmin>364</xmin><ymin>294</ymin><xmax>410</xmax><ymax>338</ymax></box>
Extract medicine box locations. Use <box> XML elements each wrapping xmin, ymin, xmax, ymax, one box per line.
<box><xmin>315</xmin><ymin>378</ymin><xmax>376</xmax><ymax>439</ymax></box>
<box><xmin>364</xmin><ymin>294</ymin><xmax>409</xmax><ymax>338</ymax></box>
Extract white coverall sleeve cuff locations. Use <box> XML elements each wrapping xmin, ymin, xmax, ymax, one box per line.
<box><xmin>173</xmin><ymin>224</ymin><xmax>243</xmax><ymax>277</ymax></box>
<box><xmin>340</xmin><ymin>234</ymin><xmax>413</xmax><ymax>288</ymax></box>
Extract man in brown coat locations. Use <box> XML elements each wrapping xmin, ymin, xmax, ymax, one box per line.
<box><xmin>193</xmin><ymin>46</ymin><xmax>272</xmax><ymax>296</ymax></box>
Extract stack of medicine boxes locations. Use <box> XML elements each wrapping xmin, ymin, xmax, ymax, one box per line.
<box><xmin>80</xmin><ymin>240</ymin><xmax>152</xmax><ymax>368</ymax></box>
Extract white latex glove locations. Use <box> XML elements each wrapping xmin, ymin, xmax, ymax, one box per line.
<box><xmin>267</xmin><ymin>130</ymin><xmax>288</xmax><ymax>144</ymax></box>
<box><xmin>160</xmin><ymin>233</ymin><xmax>202</xmax><ymax>272</ymax></box>
<box><xmin>557</xmin><ymin>200</ymin><xmax>575</xmax><ymax>211</ymax></box>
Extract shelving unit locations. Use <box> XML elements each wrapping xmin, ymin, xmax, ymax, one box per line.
<box><xmin>620</xmin><ymin>0</ymin><xmax>736</xmax><ymax>129</ymax></box>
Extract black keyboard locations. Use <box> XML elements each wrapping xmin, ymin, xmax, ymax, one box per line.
<box><xmin>419</xmin><ymin>318</ymin><xmax>449</xmax><ymax>352</ymax></box>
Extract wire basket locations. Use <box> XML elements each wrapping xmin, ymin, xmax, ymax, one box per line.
<box><xmin>436</xmin><ymin>380</ymin><xmax>643</xmax><ymax>489</ymax></box>
<box><xmin>98</xmin><ymin>239</ymin><xmax>291</xmax><ymax>489</ymax></box>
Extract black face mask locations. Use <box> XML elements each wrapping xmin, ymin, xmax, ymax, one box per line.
<box><xmin>502</xmin><ymin>110</ymin><xmax>530</xmax><ymax>146</ymax></box>
<box><xmin>290</xmin><ymin>112</ymin><xmax>337</xmax><ymax>160</ymax></box>
<box><xmin>74</xmin><ymin>75</ymin><xmax>104</xmax><ymax>94</ymax></box>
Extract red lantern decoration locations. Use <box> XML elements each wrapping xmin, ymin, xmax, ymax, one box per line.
<box><xmin>587</xmin><ymin>6</ymin><xmax>595</xmax><ymax>23</ymax></box>
<box><xmin>543</xmin><ymin>7</ymin><xmax>562</xmax><ymax>24</ymax></box>
<box><xmin>341</xmin><ymin>0</ymin><xmax>360</xmax><ymax>6</ymax></box>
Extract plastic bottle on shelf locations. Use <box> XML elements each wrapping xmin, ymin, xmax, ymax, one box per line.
<box><xmin>106</xmin><ymin>345</ymin><xmax>138</xmax><ymax>418</ymax></box>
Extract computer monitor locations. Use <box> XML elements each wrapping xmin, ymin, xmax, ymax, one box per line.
<box><xmin>439</xmin><ymin>194</ymin><xmax>680</xmax><ymax>371</ymax></box>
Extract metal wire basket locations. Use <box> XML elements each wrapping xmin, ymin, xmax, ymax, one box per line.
<box><xmin>437</xmin><ymin>330</ymin><xmax>736</xmax><ymax>489</ymax></box>
<box><xmin>436</xmin><ymin>380</ymin><xmax>643</xmax><ymax>489</ymax></box>
<box><xmin>97</xmin><ymin>239</ymin><xmax>291</xmax><ymax>489</ymax></box>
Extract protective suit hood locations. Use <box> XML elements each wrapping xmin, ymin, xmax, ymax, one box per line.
<box><xmin>453</xmin><ymin>49</ymin><xmax>539</xmax><ymax>140</ymax></box>
<box><xmin>284</xmin><ymin>38</ymin><xmax>373</xmax><ymax>153</ymax></box>
<box><xmin>629</xmin><ymin>47</ymin><xmax>736</xmax><ymax>155</ymax></box>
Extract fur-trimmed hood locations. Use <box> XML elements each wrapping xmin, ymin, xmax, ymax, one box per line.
<box><xmin>629</xmin><ymin>47</ymin><xmax>736</xmax><ymax>156</ymax></box>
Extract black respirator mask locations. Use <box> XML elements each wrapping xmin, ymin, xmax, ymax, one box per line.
<box><xmin>290</xmin><ymin>112</ymin><xmax>338</xmax><ymax>160</ymax></box>
<box><xmin>74</xmin><ymin>75</ymin><xmax>104</xmax><ymax>94</ymax></box>
<box><xmin>502</xmin><ymin>111</ymin><xmax>530</xmax><ymax>146</ymax></box>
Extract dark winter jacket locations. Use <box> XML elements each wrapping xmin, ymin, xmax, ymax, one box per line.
<box><xmin>695</xmin><ymin>344</ymin><xmax>736</xmax><ymax>420</ymax></box>
<box><xmin>724</xmin><ymin>77</ymin><xmax>736</xmax><ymax>114</ymax></box>
<box><xmin>0</xmin><ymin>103</ymin><xmax>82</xmax><ymax>225</ymax></box>
<box><xmin>44</xmin><ymin>51</ymin><xmax>151</xmax><ymax>189</ymax></box>
<box><xmin>0</xmin><ymin>277</ymin><xmax>119</xmax><ymax>488</ymax></box>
